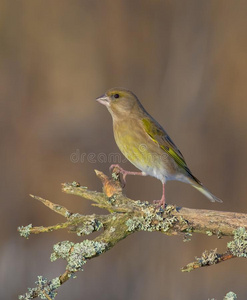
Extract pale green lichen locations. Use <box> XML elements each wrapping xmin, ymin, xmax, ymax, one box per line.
<box><xmin>126</xmin><ymin>209</ymin><xmax>177</xmax><ymax>233</ymax></box>
<box><xmin>68</xmin><ymin>214</ymin><xmax>103</xmax><ymax>236</ymax></box>
<box><xmin>183</xmin><ymin>232</ymin><xmax>192</xmax><ymax>242</ymax></box>
<box><xmin>76</xmin><ymin>225</ymin><xmax>95</xmax><ymax>236</ymax></box>
<box><xmin>109</xmin><ymin>227</ymin><xmax>115</xmax><ymax>233</ymax></box>
<box><xmin>196</xmin><ymin>248</ymin><xmax>219</xmax><ymax>266</ymax></box>
<box><xmin>108</xmin><ymin>194</ymin><xmax>117</xmax><ymax>203</ymax></box>
<box><xmin>18</xmin><ymin>276</ymin><xmax>60</xmax><ymax>300</ymax></box>
<box><xmin>18</xmin><ymin>287</ymin><xmax>36</xmax><ymax>300</ymax></box>
<box><xmin>224</xmin><ymin>291</ymin><xmax>237</xmax><ymax>300</ymax></box>
<box><xmin>126</xmin><ymin>217</ymin><xmax>142</xmax><ymax>231</ymax></box>
<box><xmin>217</xmin><ymin>230</ymin><xmax>223</xmax><ymax>239</ymax></box>
<box><xmin>67</xmin><ymin>243</ymin><xmax>87</xmax><ymax>272</ymax></box>
<box><xmin>51</xmin><ymin>240</ymin><xmax>107</xmax><ymax>272</ymax></box>
<box><xmin>50</xmin><ymin>241</ymin><xmax>74</xmax><ymax>261</ymax></box>
<box><xmin>111</xmin><ymin>172</ymin><xmax>119</xmax><ymax>181</ymax></box>
<box><xmin>78</xmin><ymin>221</ymin><xmax>102</xmax><ymax>236</ymax></box>
<box><xmin>18</xmin><ymin>224</ymin><xmax>33</xmax><ymax>239</ymax></box>
<box><xmin>135</xmin><ymin>200</ymin><xmax>150</xmax><ymax>207</ymax></box>
<box><xmin>206</xmin><ymin>231</ymin><xmax>213</xmax><ymax>236</ymax></box>
<box><xmin>178</xmin><ymin>216</ymin><xmax>193</xmax><ymax>242</ymax></box>
<box><xmin>227</xmin><ymin>227</ymin><xmax>247</xmax><ymax>257</ymax></box>
<box><xmin>65</xmin><ymin>210</ymin><xmax>72</xmax><ymax>218</ymax></box>
<box><xmin>68</xmin><ymin>272</ymin><xmax>77</xmax><ymax>279</ymax></box>
<box><xmin>69</xmin><ymin>213</ymin><xmax>81</xmax><ymax>219</ymax></box>
<box><xmin>71</xmin><ymin>181</ymin><xmax>81</xmax><ymax>187</ymax></box>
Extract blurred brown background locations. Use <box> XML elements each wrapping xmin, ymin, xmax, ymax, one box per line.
<box><xmin>1</xmin><ymin>1</ymin><xmax>247</xmax><ymax>299</ymax></box>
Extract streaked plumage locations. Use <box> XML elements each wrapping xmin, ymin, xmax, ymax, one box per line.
<box><xmin>96</xmin><ymin>87</ymin><xmax>222</xmax><ymax>207</ymax></box>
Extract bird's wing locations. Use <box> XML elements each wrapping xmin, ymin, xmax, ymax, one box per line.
<box><xmin>141</xmin><ymin>118</ymin><xmax>188</xmax><ymax>170</ymax></box>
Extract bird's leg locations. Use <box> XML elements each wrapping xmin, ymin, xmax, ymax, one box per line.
<box><xmin>109</xmin><ymin>164</ymin><xmax>146</xmax><ymax>187</ymax></box>
<box><xmin>153</xmin><ymin>182</ymin><xmax>166</xmax><ymax>209</ymax></box>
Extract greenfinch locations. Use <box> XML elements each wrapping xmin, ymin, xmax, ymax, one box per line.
<box><xmin>96</xmin><ymin>87</ymin><xmax>222</xmax><ymax>207</ymax></box>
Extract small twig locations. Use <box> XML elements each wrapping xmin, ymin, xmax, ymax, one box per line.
<box><xmin>58</xmin><ymin>270</ymin><xmax>71</xmax><ymax>285</ymax></box>
<box><xmin>182</xmin><ymin>250</ymin><xmax>236</xmax><ymax>272</ymax></box>
<box><xmin>30</xmin><ymin>194</ymin><xmax>72</xmax><ymax>218</ymax></box>
<box><xmin>30</xmin><ymin>223</ymin><xmax>70</xmax><ymax>235</ymax></box>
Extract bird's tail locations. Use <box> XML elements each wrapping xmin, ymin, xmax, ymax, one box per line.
<box><xmin>192</xmin><ymin>183</ymin><xmax>223</xmax><ymax>203</ymax></box>
<box><xmin>187</xmin><ymin>171</ymin><xmax>223</xmax><ymax>203</ymax></box>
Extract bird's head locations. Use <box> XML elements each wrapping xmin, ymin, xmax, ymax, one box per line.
<box><xmin>96</xmin><ymin>88</ymin><xmax>140</xmax><ymax>120</ymax></box>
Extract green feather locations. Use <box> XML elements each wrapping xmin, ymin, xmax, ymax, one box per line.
<box><xmin>142</xmin><ymin>118</ymin><xmax>187</xmax><ymax>169</ymax></box>
<box><xmin>160</xmin><ymin>145</ymin><xmax>187</xmax><ymax>168</ymax></box>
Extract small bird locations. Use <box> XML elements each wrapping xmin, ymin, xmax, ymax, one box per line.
<box><xmin>96</xmin><ymin>87</ymin><xmax>222</xmax><ymax>207</ymax></box>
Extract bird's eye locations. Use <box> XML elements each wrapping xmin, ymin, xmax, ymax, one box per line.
<box><xmin>113</xmin><ymin>93</ymin><xmax>120</xmax><ymax>99</ymax></box>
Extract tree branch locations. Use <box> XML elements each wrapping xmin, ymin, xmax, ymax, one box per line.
<box><xmin>18</xmin><ymin>169</ymin><xmax>247</xmax><ymax>300</ymax></box>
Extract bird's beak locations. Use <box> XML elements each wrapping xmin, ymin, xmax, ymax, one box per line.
<box><xmin>96</xmin><ymin>94</ymin><xmax>110</xmax><ymax>106</ymax></box>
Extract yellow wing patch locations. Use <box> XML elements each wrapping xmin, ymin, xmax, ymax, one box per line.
<box><xmin>160</xmin><ymin>145</ymin><xmax>187</xmax><ymax>168</ymax></box>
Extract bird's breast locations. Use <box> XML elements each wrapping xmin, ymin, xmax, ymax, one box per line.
<box><xmin>113</xmin><ymin>119</ymin><xmax>178</xmax><ymax>182</ymax></box>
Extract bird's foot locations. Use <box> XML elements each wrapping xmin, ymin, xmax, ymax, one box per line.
<box><xmin>153</xmin><ymin>196</ymin><xmax>166</xmax><ymax>210</ymax></box>
<box><xmin>109</xmin><ymin>164</ymin><xmax>126</xmax><ymax>174</ymax></box>
<box><xmin>109</xmin><ymin>164</ymin><xmax>145</xmax><ymax>188</ymax></box>
<box><xmin>109</xmin><ymin>164</ymin><xmax>127</xmax><ymax>187</ymax></box>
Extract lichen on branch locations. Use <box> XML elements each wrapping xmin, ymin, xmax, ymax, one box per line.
<box><xmin>18</xmin><ymin>169</ymin><xmax>247</xmax><ymax>299</ymax></box>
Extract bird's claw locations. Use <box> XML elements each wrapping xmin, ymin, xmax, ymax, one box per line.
<box><xmin>153</xmin><ymin>199</ymin><xmax>166</xmax><ymax>210</ymax></box>
<box><xmin>109</xmin><ymin>164</ymin><xmax>126</xmax><ymax>174</ymax></box>
<box><xmin>109</xmin><ymin>164</ymin><xmax>146</xmax><ymax>189</ymax></box>
<box><xmin>109</xmin><ymin>164</ymin><xmax>127</xmax><ymax>188</ymax></box>
<box><xmin>109</xmin><ymin>164</ymin><xmax>119</xmax><ymax>172</ymax></box>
